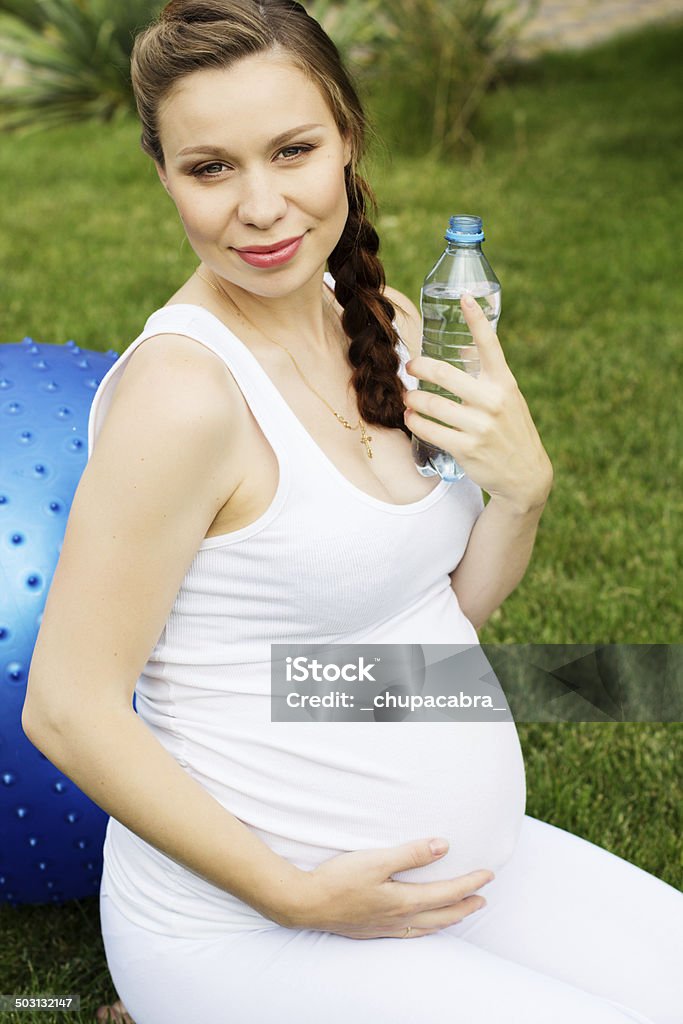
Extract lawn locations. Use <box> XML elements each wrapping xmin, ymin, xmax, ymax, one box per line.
<box><xmin>0</xmin><ymin>18</ymin><xmax>681</xmax><ymax>1022</ymax></box>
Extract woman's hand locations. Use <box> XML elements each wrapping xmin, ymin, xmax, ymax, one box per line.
<box><xmin>404</xmin><ymin>295</ymin><xmax>553</xmax><ymax>513</ymax></box>
<box><xmin>276</xmin><ymin>839</ymin><xmax>494</xmax><ymax>939</ymax></box>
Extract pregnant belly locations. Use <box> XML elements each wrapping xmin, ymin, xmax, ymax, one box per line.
<box><xmin>105</xmin><ymin>712</ymin><xmax>527</xmax><ymax>936</ymax></box>
<box><xmin>186</xmin><ymin>715</ymin><xmax>528</xmax><ymax>885</ymax></box>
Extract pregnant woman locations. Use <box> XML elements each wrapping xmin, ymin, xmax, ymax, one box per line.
<box><xmin>22</xmin><ymin>2</ymin><xmax>681</xmax><ymax>1022</ymax></box>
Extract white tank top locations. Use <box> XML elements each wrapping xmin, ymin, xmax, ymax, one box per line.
<box><xmin>88</xmin><ymin>271</ymin><xmax>526</xmax><ymax>938</ymax></box>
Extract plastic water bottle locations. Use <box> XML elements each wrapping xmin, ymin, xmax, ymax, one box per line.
<box><xmin>411</xmin><ymin>214</ymin><xmax>501</xmax><ymax>481</ymax></box>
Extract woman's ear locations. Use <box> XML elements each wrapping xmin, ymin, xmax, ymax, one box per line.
<box><xmin>154</xmin><ymin>162</ymin><xmax>171</xmax><ymax>196</ymax></box>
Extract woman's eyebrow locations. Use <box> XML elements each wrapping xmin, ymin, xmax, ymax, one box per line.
<box><xmin>175</xmin><ymin>123</ymin><xmax>325</xmax><ymax>158</ymax></box>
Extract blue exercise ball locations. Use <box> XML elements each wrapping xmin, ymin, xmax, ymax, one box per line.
<box><xmin>1</xmin><ymin>337</ymin><xmax>120</xmax><ymax>905</ymax></box>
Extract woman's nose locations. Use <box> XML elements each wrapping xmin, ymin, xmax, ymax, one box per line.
<box><xmin>236</xmin><ymin>171</ymin><xmax>288</xmax><ymax>229</ymax></box>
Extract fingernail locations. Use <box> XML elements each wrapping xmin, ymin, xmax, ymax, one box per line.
<box><xmin>462</xmin><ymin>293</ymin><xmax>476</xmax><ymax>308</ymax></box>
<box><xmin>430</xmin><ymin>839</ymin><xmax>449</xmax><ymax>856</ymax></box>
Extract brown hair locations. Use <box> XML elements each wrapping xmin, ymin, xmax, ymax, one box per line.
<box><xmin>130</xmin><ymin>0</ymin><xmax>410</xmax><ymax>437</ymax></box>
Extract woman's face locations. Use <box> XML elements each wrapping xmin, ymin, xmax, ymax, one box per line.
<box><xmin>155</xmin><ymin>52</ymin><xmax>353</xmax><ymax>297</ymax></box>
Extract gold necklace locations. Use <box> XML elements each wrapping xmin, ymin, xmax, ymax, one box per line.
<box><xmin>194</xmin><ymin>267</ymin><xmax>373</xmax><ymax>459</ymax></box>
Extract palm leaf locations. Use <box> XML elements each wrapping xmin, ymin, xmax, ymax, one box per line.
<box><xmin>371</xmin><ymin>0</ymin><xmax>541</xmax><ymax>155</ymax></box>
<box><xmin>0</xmin><ymin>0</ymin><xmax>163</xmax><ymax>133</ymax></box>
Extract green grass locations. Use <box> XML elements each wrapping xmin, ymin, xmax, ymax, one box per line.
<box><xmin>1</xmin><ymin>20</ymin><xmax>681</xmax><ymax>1021</ymax></box>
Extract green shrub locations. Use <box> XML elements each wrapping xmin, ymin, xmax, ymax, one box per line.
<box><xmin>305</xmin><ymin>0</ymin><xmax>391</xmax><ymax>71</ymax></box>
<box><xmin>0</xmin><ymin>0</ymin><xmax>162</xmax><ymax>133</ymax></box>
<box><xmin>367</xmin><ymin>0</ymin><xmax>540</xmax><ymax>157</ymax></box>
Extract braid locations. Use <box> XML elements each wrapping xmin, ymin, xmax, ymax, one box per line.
<box><xmin>328</xmin><ymin>170</ymin><xmax>412</xmax><ymax>440</ymax></box>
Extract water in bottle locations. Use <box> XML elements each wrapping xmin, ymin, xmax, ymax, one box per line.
<box><xmin>411</xmin><ymin>214</ymin><xmax>501</xmax><ymax>482</ymax></box>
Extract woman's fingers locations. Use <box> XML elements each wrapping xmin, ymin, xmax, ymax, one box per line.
<box><xmin>335</xmin><ymin>893</ymin><xmax>489</xmax><ymax>940</ymax></box>
<box><xmin>404</xmin><ymin>355</ymin><xmax>512</xmax><ymax>415</ymax></box>
<box><xmin>404</xmin><ymin>407</ymin><xmax>474</xmax><ymax>460</ymax></box>
<box><xmin>405</xmin><ymin>355</ymin><xmax>481</xmax><ymax>406</ymax></box>
<box><xmin>459</xmin><ymin>293</ymin><xmax>510</xmax><ymax>378</ymax></box>
<box><xmin>390</xmin><ymin>868</ymin><xmax>495</xmax><ymax>916</ymax></box>
<box><xmin>406</xmin><ymin>892</ymin><xmax>488</xmax><ymax>933</ymax></box>
<box><xmin>405</xmin><ymin>293</ymin><xmax>515</xmax><ymax>407</ymax></box>
<box><xmin>404</xmin><ymin>389</ymin><xmax>487</xmax><ymax>432</ymax></box>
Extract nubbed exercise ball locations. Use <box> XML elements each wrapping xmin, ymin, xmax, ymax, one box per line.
<box><xmin>1</xmin><ymin>337</ymin><xmax>120</xmax><ymax>906</ymax></box>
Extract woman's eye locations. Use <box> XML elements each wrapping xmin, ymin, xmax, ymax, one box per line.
<box><xmin>193</xmin><ymin>162</ymin><xmax>227</xmax><ymax>178</ymax></box>
<box><xmin>279</xmin><ymin>144</ymin><xmax>314</xmax><ymax>160</ymax></box>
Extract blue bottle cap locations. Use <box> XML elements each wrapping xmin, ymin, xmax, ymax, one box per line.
<box><xmin>445</xmin><ymin>215</ymin><xmax>484</xmax><ymax>244</ymax></box>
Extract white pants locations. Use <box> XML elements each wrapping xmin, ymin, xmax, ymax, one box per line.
<box><xmin>100</xmin><ymin>815</ymin><xmax>682</xmax><ymax>1023</ymax></box>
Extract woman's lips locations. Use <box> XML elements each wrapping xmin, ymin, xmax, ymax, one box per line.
<box><xmin>234</xmin><ymin>235</ymin><xmax>304</xmax><ymax>268</ymax></box>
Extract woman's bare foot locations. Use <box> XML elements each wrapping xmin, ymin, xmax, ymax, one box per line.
<box><xmin>95</xmin><ymin>998</ymin><xmax>135</xmax><ymax>1023</ymax></box>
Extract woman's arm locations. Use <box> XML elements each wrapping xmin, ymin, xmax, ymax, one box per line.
<box><xmin>384</xmin><ymin>285</ymin><xmax>553</xmax><ymax>631</ymax></box>
<box><xmin>22</xmin><ymin>335</ymin><xmax>304</xmax><ymax>924</ymax></box>
<box><xmin>447</xmin><ymin>495</ymin><xmax>548</xmax><ymax>631</ymax></box>
<box><xmin>24</xmin><ymin>697</ymin><xmax>305</xmax><ymax>921</ymax></box>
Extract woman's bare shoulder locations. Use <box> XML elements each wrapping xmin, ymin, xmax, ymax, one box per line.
<box><xmin>99</xmin><ymin>330</ymin><xmax>248</xmax><ymax>489</ymax></box>
<box><xmin>113</xmin><ymin>329</ymin><xmax>245</xmax><ymax>424</ymax></box>
<box><xmin>121</xmin><ymin>330</ymin><xmax>235</xmax><ymax>391</ymax></box>
<box><xmin>382</xmin><ymin>284</ymin><xmax>421</xmax><ymax>359</ymax></box>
